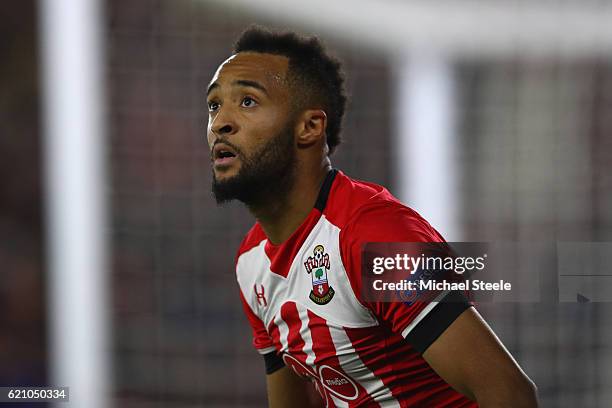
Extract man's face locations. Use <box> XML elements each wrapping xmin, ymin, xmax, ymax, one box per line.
<box><xmin>206</xmin><ymin>52</ymin><xmax>297</xmax><ymax>204</ymax></box>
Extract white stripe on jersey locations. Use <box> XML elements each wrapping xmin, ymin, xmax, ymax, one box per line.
<box><xmin>256</xmin><ymin>346</ymin><xmax>277</xmax><ymax>355</ymax></box>
<box><xmin>276</xmin><ymin>314</ymin><xmax>290</xmax><ymax>353</ymax></box>
<box><xmin>298</xmin><ymin>305</ymin><xmax>316</xmax><ymax>366</ymax></box>
<box><xmin>327</xmin><ymin>322</ymin><xmax>401</xmax><ymax>407</ymax></box>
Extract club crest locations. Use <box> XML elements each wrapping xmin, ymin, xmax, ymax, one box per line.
<box><xmin>304</xmin><ymin>245</ymin><xmax>335</xmax><ymax>305</ymax></box>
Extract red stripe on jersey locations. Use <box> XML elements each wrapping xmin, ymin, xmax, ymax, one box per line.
<box><xmin>307</xmin><ymin>310</ymin><xmax>339</xmax><ymax>366</ymax></box>
<box><xmin>345</xmin><ymin>326</ymin><xmax>404</xmax><ymax>407</ymax></box>
<box><xmin>345</xmin><ymin>327</ymin><xmax>477</xmax><ymax>407</ymax></box>
<box><xmin>307</xmin><ymin>311</ymin><xmax>378</xmax><ymax>407</ymax></box>
<box><xmin>281</xmin><ymin>302</ymin><xmax>307</xmax><ymax>360</ymax></box>
<box><xmin>306</xmin><ymin>310</ymin><xmax>335</xmax><ymax>406</ymax></box>
<box><xmin>267</xmin><ymin>320</ymin><xmax>281</xmax><ymax>354</ymax></box>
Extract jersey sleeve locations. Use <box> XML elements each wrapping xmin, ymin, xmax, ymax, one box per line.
<box><xmin>238</xmin><ymin>287</ymin><xmax>276</xmax><ymax>355</ymax></box>
<box><xmin>339</xmin><ymin>203</ymin><xmax>472</xmax><ymax>353</ymax></box>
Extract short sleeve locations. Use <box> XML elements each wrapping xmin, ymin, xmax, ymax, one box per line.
<box><xmin>339</xmin><ymin>203</ymin><xmax>472</xmax><ymax>353</ymax></box>
<box><xmin>238</xmin><ymin>289</ymin><xmax>276</xmax><ymax>355</ymax></box>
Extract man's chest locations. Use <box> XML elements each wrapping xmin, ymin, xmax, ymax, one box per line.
<box><xmin>236</xmin><ymin>220</ymin><xmax>377</xmax><ymax>332</ymax></box>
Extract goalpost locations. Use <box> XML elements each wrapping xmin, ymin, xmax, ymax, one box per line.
<box><xmin>39</xmin><ymin>0</ymin><xmax>110</xmax><ymax>407</ymax></box>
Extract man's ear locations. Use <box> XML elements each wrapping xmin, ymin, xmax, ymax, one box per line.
<box><xmin>295</xmin><ymin>109</ymin><xmax>327</xmax><ymax>148</ymax></box>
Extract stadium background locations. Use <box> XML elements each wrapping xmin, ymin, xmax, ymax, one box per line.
<box><xmin>1</xmin><ymin>0</ymin><xmax>611</xmax><ymax>407</ymax></box>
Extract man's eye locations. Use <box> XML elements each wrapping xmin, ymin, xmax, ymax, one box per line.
<box><xmin>208</xmin><ymin>101</ymin><xmax>219</xmax><ymax>112</ymax></box>
<box><xmin>241</xmin><ymin>97</ymin><xmax>257</xmax><ymax>108</ymax></box>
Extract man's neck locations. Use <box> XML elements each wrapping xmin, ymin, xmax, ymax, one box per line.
<box><xmin>248</xmin><ymin>159</ymin><xmax>332</xmax><ymax>245</ymax></box>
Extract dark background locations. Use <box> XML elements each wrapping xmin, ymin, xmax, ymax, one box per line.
<box><xmin>0</xmin><ymin>0</ymin><xmax>47</xmax><ymax>393</ymax></box>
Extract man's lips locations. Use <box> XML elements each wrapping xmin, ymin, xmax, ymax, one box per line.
<box><xmin>214</xmin><ymin>156</ymin><xmax>237</xmax><ymax>167</ymax></box>
<box><xmin>212</xmin><ymin>143</ymin><xmax>239</xmax><ymax>167</ymax></box>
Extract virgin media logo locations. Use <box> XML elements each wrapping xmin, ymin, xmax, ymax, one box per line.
<box><xmin>282</xmin><ymin>353</ymin><xmax>359</xmax><ymax>402</ymax></box>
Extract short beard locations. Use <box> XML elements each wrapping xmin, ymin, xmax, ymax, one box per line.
<box><xmin>211</xmin><ymin>120</ymin><xmax>297</xmax><ymax>206</ymax></box>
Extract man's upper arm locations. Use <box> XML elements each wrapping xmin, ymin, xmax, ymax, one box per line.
<box><xmin>339</xmin><ymin>204</ymin><xmax>469</xmax><ymax>350</ymax></box>
<box><xmin>423</xmin><ymin>307</ymin><xmax>538</xmax><ymax>407</ymax></box>
<box><xmin>340</xmin><ymin>204</ymin><xmax>537</xmax><ymax>406</ymax></box>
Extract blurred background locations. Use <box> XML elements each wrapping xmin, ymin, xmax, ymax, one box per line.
<box><xmin>2</xmin><ymin>0</ymin><xmax>612</xmax><ymax>407</ymax></box>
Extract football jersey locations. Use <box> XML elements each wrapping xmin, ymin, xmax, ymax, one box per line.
<box><xmin>236</xmin><ymin>169</ymin><xmax>477</xmax><ymax>407</ymax></box>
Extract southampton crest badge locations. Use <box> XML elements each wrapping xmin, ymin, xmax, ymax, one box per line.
<box><xmin>304</xmin><ymin>245</ymin><xmax>335</xmax><ymax>305</ymax></box>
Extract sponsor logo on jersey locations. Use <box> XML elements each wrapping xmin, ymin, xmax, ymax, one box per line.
<box><xmin>304</xmin><ymin>245</ymin><xmax>335</xmax><ymax>305</ymax></box>
<box><xmin>282</xmin><ymin>353</ymin><xmax>359</xmax><ymax>402</ymax></box>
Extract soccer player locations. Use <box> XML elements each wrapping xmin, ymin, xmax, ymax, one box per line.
<box><xmin>206</xmin><ymin>26</ymin><xmax>538</xmax><ymax>407</ymax></box>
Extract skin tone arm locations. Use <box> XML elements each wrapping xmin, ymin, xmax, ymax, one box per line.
<box><xmin>423</xmin><ymin>307</ymin><xmax>539</xmax><ymax>407</ymax></box>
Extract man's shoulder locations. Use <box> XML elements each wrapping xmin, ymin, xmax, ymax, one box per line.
<box><xmin>328</xmin><ymin>171</ymin><xmax>443</xmax><ymax>242</ymax></box>
<box><xmin>324</xmin><ymin>171</ymin><xmax>399</xmax><ymax>226</ymax></box>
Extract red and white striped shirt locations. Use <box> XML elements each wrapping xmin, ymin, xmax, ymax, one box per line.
<box><xmin>236</xmin><ymin>170</ymin><xmax>477</xmax><ymax>407</ymax></box>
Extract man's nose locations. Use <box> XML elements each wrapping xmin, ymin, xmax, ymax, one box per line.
<box><xmin>211</xmin><ymin>108</ymin><xmax>238</xmax><ymax>136</ymax></box>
